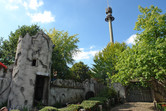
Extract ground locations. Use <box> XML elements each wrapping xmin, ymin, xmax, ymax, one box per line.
<box><xmin>110</xmin><ymin>102</ymin><xmax>155</xmax><ymax>111</ymax></box>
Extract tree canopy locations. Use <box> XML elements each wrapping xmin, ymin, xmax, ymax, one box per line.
<box><xmin>70</xmin><ymin>61</ymin><xmax>91</xmax><ymax>81</ymax></box>
<box><xmin>0</xmin><ymin>25</ymin><xmax>41</xmax><ymax>65</ymax></box>
<box><xmin>92</xmin><ymin>42</ymin><xmax>127</xmax><ymax>84</ymax></box>
<box><xmin>46</xmin><ymin>28</ymin><xmax>79</xmax><ymax>79</ymax></box>
<box><xmin>111</xmin><ymin>5</ymin><xmax>166</xmax><ymax>87</ymax></box>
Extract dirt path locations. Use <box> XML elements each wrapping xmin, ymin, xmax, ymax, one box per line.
<box><xmin>110</xmin><ymin>102</ymin><xmax>156</xmax><ymax>111</ymax></box>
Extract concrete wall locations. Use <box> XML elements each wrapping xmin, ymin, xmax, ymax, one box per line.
<box><xmin>0</xmin><ymin>65</ymin><xmax>13</xmax><ymax>105</ymax></box>
<box><xmin>49</xmin><ymin>79</ymin><xmax>97</xmax><ymax>105</ymax></box>
<box><xmin>113</xmin><ymin>83</ymin><xmax>126</xmax><ymax>99</ymax></box>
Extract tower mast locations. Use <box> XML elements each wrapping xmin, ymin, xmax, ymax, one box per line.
<box><xmin>105</xmin><ymin>1</ymin><xmax>115</xmax><ymax>43</ymax></box>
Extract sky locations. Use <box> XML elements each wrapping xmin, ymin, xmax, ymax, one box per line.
<box><xmin>0</xmin><ymin>0</ymin><xmax>165</xmax><ymax>68</ymax></box>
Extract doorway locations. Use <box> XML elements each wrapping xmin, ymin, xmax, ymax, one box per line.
<box><xmin>34</xmin><ymin>75</ymin><xmax>48</xmax><ymax>105</ymax></box>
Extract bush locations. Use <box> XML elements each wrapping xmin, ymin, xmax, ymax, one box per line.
<box><xmin>96</xmin><ymin>87</ymin><xmax>117</xmax><ymax>99</ymax></box>
<box><xmin>157</xmin><ymin>103</ymin><xmax>166</xmax><ymax>111</ymax></box>
<box><xmin>0</xmin><ymin>101</ymin><xmax>7</xmax><ymax>109</ymax></box>
<box><xmin>59</xmin><ymin>104</ymin><xmax>82</xmax><ymax>111</ymax></box>
<box><xmin>39</xmin><ymin>106</ymin><xmax>59</xmax><ymax>111</ymax></box>
<box><xmin>53</xmin><ymin>102</ymin><xmax>65</xmax><ymax>108</ymax></box>
<box><xmin>10</xmin><ymin>109</ymin><xmax>20</xmax><ymax>111</ymax></box>
<box><xmin>81</xmin><ymin>100</ymin><xmax>100</xmax><ymax>110</ymax></box>
<box><xmin>89</xmin><ymin>97</ymin><xmax>108</xmax><ymax>104</ymax></box>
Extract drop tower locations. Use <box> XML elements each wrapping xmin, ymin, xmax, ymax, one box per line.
<box><xmin>105</xmin><ymin>5</ymin><xmax>115</xmax><ymax>43</ymax></box>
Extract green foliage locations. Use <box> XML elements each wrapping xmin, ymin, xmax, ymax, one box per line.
<box><xmin>53</xmin><ymin>102</ymin><xmax>64</xmax><ymax>108</ymax></box>
<box><xmin>0</xmin><ymin>101</ymin><xmax>7</xmax><ymax>109</ymax></box>
<box><xmin>10</xmin><ymin>109</ymin><xmax>20</xmax><ymax>111</ymax></box>
<box><xmin>111</xmin><ymin>5</ymin><xmax>166</xmax><ymax>87</ymax></box>
<box><xmin>89</xmin><ymin>97</ymin><xmax>108</xmax><ymax>104</ymax></box>
<box><xmin>157</xmin><ymin>103</ymin><xmax>166</xmax><ymax>111</ymax></box>
<box><xmin>42</xmin><ymin>92</ymin><xmax>115</xmax><ymax>111</ymax></box>
<box><xmin>92</xmin><ymin>42</ymin><xmax>127</xmax><ymax>84</ymax></box>
<box><xmin>70</xmin><ymin>61</ymin><xmax>91</xmax><ymax>81</ymax></box>
<box><xmin>39</xmin><ymin>106</ymin><xmax>59</xmax><ymax>111</ymax></box>
<box><xmin>59</xmin><ymin>104</ymin><xmax>82</xmax><ymax>111</ymax></box>
<box><xmin>0</xmin><ymin>25</ymin><xmax>41</xmax><ymax>65</ymax></box>
<box><xmin>96</xmin><ymin>87</ymin><xmax>117</xmax><ymax>99</ymax></box>
<box><xmin>46</xmin><ymin>28</ymin><xmax>79</xmax><ymax>79</ymax></box>
<box><xmin>81</xmin><ymin>100</ymin><xmax>100</xmax><ymax>110</ymax></box>
<box><xmin>35</xmin><ymin>101</ymin><xmax>44</xmax><ymax>110</ymax></box>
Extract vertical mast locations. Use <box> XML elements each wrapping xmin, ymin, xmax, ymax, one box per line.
<box><xmin>105</xmin><ymin>2</ymin><xmax>115</xmax><ymax>43</ymax></box>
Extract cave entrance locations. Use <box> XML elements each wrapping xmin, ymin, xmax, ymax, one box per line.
<box><xmin>85</xmin><ymin>91</ymin><xmax>95</xmax><ymax>100</ymax></box>
<box><xmin>34</xmin><ymin>75</ymin><xmax>49</xmax><ymax>106</ymax></box>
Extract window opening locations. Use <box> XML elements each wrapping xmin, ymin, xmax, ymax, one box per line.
<box><xmin>32</xmin><ymin>59</ymin><xmax>36</xmax><ymax>66</ymax></box>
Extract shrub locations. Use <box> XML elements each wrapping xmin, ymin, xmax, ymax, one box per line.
<box><xmin>53</xmin><ymin>102</ymin><xmax>64</xmax><ymax>108</ymax></box>
<box><xmin>0</xmin><ymin>101</ymin><xmax>7</xmax><ymax>109</ymax></box>
<box><xmin>39</xmin><ymin>106</ymin><xmax>59</xmax><ymax>111</ymax></box>
<box><xmin>89</xmin><ymin>97</ymin><xmax>108</xmax><ymax>104</ymax></box>
<box><xmin>89</xmin><ymin>97</ymin><xmax>109</xmax><ymax>109</ymax></box>
<box><xmin>81</xmin><ymin>100</ymin><xmax>100</xmax><ymax>110</ymax></box>
<box><xmin>96</xmin><ymin>87</ymin><xmax>117</xmax><ymax>99</ymax></box>
<box><xmin>10</xmin><ymin>109</ymin><xmax>20</xmax><ymax>111</ymax></box>
<box><xmin>157</xmin><ymin>103</ymin><xmax>166</xmax><ymax>111</ymax></box>
<box><xmin>59</xmin><ymin>104</ymin><xmax>82</xmax><ymax>111</ymax></box>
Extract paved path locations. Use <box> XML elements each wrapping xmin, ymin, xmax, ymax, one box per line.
<box><xmin>110</xmin><ymin>102</ymin><xmax>156</xmax><ymax>111</ymax></box>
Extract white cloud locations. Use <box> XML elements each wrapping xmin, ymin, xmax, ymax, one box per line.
<box><xmin>3</xmin><ymin>0</ymin><xmax>43</xmax><ymax>10</ymax></box>
<box><xmin>90</xmin><ymin>45</ymin><xmax>95</xmax><ymax>50</ymax></box>
<box><xmin>23</xmin><ymin>0</ymin><xmax>43</xmax><ymax>10</ymax></box>
<box><xmin>2</xmin><ymin>0</ymin><xmax>21</xmax><ymax>10</ymax></box>
<box><xmin>79</xmin><ymin>48</ymin><xmax>84</xmax><ymax>51</ymax></box>
<box><xmin>125</xmin><ymin>34</ymin><xmax>137</xmax><ymax>45</ymax></box>
<box><xmin>5</xmin><ymin>4</ymin><xmax>19</xmax><ymax>10</ymax></box>
<box><xmin>73</xmin><ymin>48</ymin><xmax>99</xmax><ymax>61</ymax></box>
<box><xmin>27</xmin><ymin>11</ymin><xmax>55</xmax><ymax>23</ymax></box>
<box><xmin>9</xmin><ymin>0</ymin><xmax>22</xmax><ymax>4</ymax></box>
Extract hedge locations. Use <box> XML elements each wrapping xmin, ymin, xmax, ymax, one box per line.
<box><xmin>81</xmin><ymin>100</ymin><xmax>100</xmax><ymax>110</ymax></box>
<box><xmin>157</xmin><ymin>103</ymin><xmax>166</xmax><ymax>111</ymax></box>
<box><xmin>58</xmin><ymin>104</ymin><xmax>82</xmax><ymax>111</ymax></box>
<box><xmin>39</xmin><ymin>106</ymin><xmax>59</xmax><ymax>111</ymax></box>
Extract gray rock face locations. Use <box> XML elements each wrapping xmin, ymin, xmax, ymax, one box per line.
<box><xmin>0</xmin><ymin>65</ymin><xmax>13</xmax><ymax>105</ymax></box>
<box><xmin>113</xmin><ymin>83</ymin><xmax>125</xmax><ymax>98</ymax></box>
<box><xmin>49</xmin><ymin>79</ymin><xmax>99</xmax><ymax>105</ymax></box>
<box><xmin>8</xmin><ymin>31</ymin><xmax>53</xmax><ymax>109</ymax></box>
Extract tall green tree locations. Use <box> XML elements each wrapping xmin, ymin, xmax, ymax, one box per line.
<box><xmin>92</xmin><ymin>42</ymin><xmax>127</xmax><ymax>83</ymax></box>
<box><xmin>111</xmin><ymin>6</ymin><xmax>166</xmax><ymax>87</ymax></box>
<box><xmin>46</xmin><ymin>28</ymin><xmax>79</xmax><ymax>79</ymax></box>
<box><xmin>70</xmin><ymin>61</ymin><xmax>91</xmax><ymax>81</ymax></box>
<box><xmin>0</xmin><ymin>25</ymin><xmax>41</xmax><ymax>65</ymax></box>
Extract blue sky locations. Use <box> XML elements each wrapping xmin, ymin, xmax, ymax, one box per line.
<box><xmin>0</xmin><ymin>0</ymin><xmax>165</xmax><ymax>67</ymax></box>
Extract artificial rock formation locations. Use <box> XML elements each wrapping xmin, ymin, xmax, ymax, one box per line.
<box><xmin>8</xmin><ymin>31</ymin><xmax>53</xmax><ymax>109</ymax></box>
<box><xmin>49</xmin><ymin>79</ymin><xmax>98</xmax><ymax>105</ymax></box>
<box><xmin>0</xmin><ymin>65</ymin><xmax>13</xmax><ymax>105</ymax></box>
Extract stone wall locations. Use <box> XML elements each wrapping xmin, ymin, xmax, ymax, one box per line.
<box><xmin>0</xmin><ymin>65</ymin><xmax>13</xmax><ymax>105</ymax></box>
<box><xmin>113</xmin><ymin>83</ymin><xmax>125</xmax><ymax>98</ymax></box>
<box><xmin>49</xmin><ymin>79</ymin><xmax>97</xmax><ymax>105</ymax></box>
